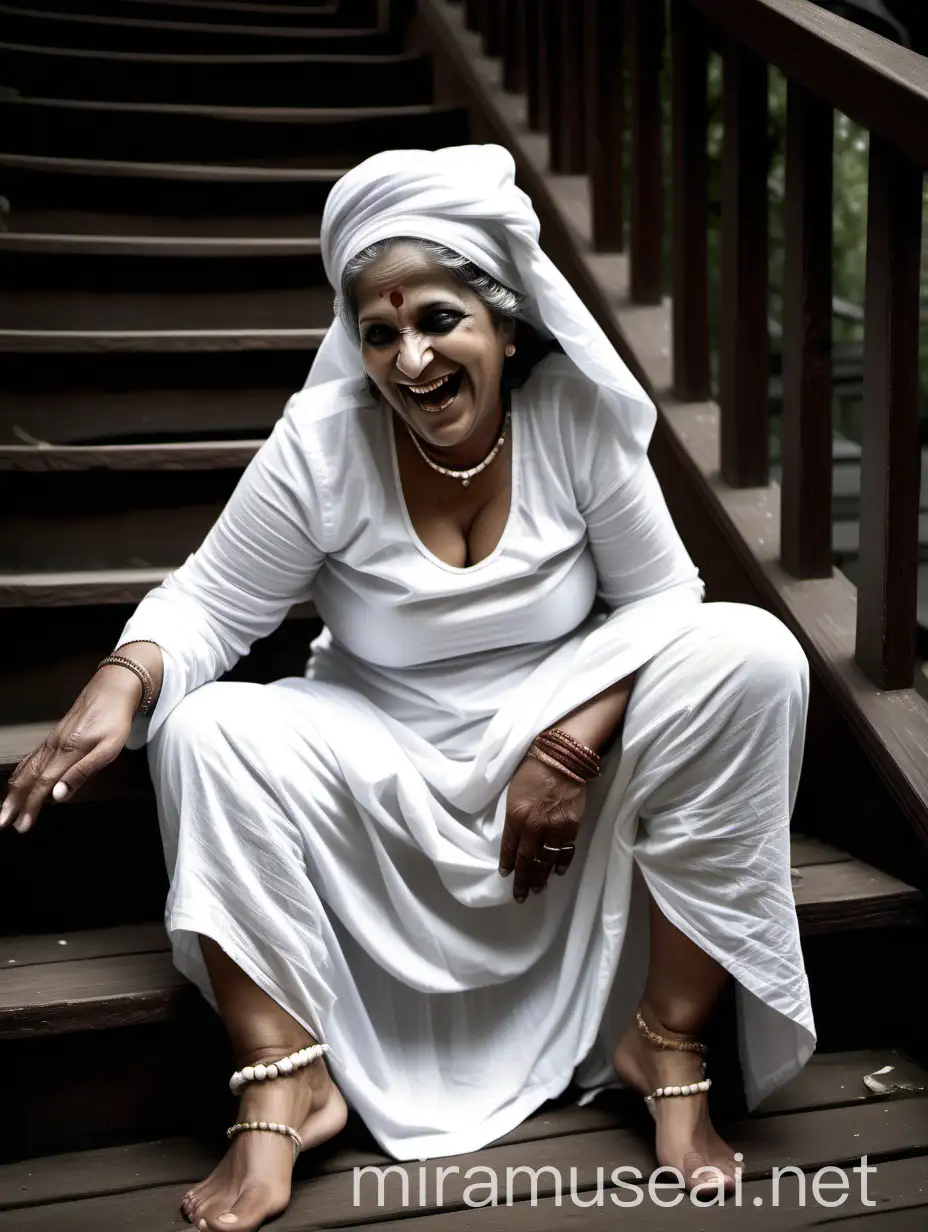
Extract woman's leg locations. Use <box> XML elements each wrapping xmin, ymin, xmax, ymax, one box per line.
<box><xmin>610</xmin><ymin>602</ymin><xmax>811</xmax><ymax>1192</ymax></box>
<box><xmin>181</xmin><ymin>939</ymin><xmax>347</xmax><ymax>1231</ymax></box>
<box><xmin>148</xmin><ymin>680</ymin><xmax>356</xmax><ymax>1232</ymax></box>
<box><xmin>613</xmin><ymin>899</ymin><xmax>737</xmax><ymax>1191</ymax></box>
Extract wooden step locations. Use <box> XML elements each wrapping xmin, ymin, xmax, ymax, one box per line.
<box><xmin>0</xmin><ymin>232</ymin><xmax>324</xmax><ymax>260</ymax></box>
<box><xmin>0</xmin><ymin>215</ymin><xmax>324</xmax><ymax>243</ymax></box>
<box><xmin>0</xmin><ymin>1033</ymin><xmax>926</xmax><ymax>1203</ymax></box>
<box><xmin>1</xmin><ymin>252</ymin><xmax>328</xmax><ymax>329</ymax></box>
<box><xmin>1</xmin><ymin>96</ymin><xmax>469</xmax><ymax>163</ymax></box>
<box><xmin>0</xmin><ymin>838</ymin><xmax>921</xmax><ymax>1037</ymax></box>
<box><xmin>0</xmin><ymin>924</ymin><xmax>187</xmax><ymax>1038</ymax></box>
<box><xmin>0</xmin><ymin>570</ymin><xmax>318</xmax><ymax>609</ymax></box>
<box><xmin>10</xmin><ymin>0</ymin><xmax>382</xmax><ymax>25</ymax></box>
<box><xmin>0</xmin><ymin>382</ymin><xmax>294</xmax><ymax>445</ymax></box>
<box><xmin>0</xmin><ymin>567</ymin><xmax>184</xmax><ymax>607</ymax></box>
<box><xmin>0</xmin><ymin>44</ymin><xmax>433</xmax><ymax>107</ymax></box>
<box><xmin>0</xmin><ymin>603</ymin><xmax>322</xmax><ymax>734</ymax></box>
<box><xmin>0</xmin><ymin>440</ymin><xmax>263</xmax><ymax>471</ymax></box>
<box><xmin>0</xmin><ymin>323</ymin><xmax>328</xmax><ymax>354</ymax></box>
<box><xmin>0</xmin><ymin>153</ymin><xmax>344</xmax><ymax>217</ymax></box>
<box><xmin>0</xmin><ymin>6</ymin><xmax>400</xmax><ymax>56</ymax></box>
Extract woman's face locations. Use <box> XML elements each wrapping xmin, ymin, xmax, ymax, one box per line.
<box><xmin>354</xmin><ymin>242</ymin><xmax>513</xmax><ymax>452</ymax></box>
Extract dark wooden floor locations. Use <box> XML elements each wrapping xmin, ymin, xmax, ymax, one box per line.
<box><xmin>1</xmin><ymin>1049</ymin><xmax>927</xmax><ymax>1230</ymax></box>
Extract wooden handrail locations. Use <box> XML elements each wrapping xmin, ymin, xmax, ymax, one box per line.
<box><xmin>474</xmin><ymin>0</ymin><xmax>926</xmax><ymax>693</ymax></box>
<box><xmin>688</xmin><ymin>0</ymin><xmax>928</xmax><ymax>169</ymax></box>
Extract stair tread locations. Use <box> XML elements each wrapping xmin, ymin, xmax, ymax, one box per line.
<box><xmin>2</xmin><ymin>1047</ymin><xmax>926</xmax><ymax>1210</ymax></box>
<box><xmin>2</xmin><ymin>922</ymin><xmax>169</xmax><ymax>967</ymax></box>
<box><xmin>0</xmin><ymin>326</ymin><xmax>327</xmax><ymax>352</ymax></box>
<box><xmin>0</xmin><ymin>41</ymin><xmax>420</xmax><ymax>66</ymax></box>
<box><xmin>6</xmin><ymin>95</ymin><xmax>451</xmax><ymax>120</ymax></box>
<box><xmin>0</xmin><ymin>4</ymin><xmax>392</xmax><ymax>42</ymax></box>
<box><xmin>0</xmin><ymin>387</ymin><xmax>290</xmax><ymax>447</ymax></box>
<box><xmin>0</xmin><ymin>232</ymin><xmax>322</xmax><ymax>254</ymax></box>
<box><xmin>0</xmin><ymin>839</ymin><xmax>920</xmax><ymax>1039</ymax></box>
<box><xmin>0</xmin><ymin>151</ymin><xmax>349</xmax><ymax>180</ymax></box>
<box><xmin>4</xmin><ymin>1086</ymin><xmax>928</xmax><ymax>1226</ymax></box>
<box><xmin>0</xmin><ymin>440</ymin><xmax>264</xmax><ymax>470</ymax></box>
<box><xmin>0</xmin><ymin>570</ymin><xmax>316</xmax><ymax>609</ymax></box>
<box><xmin>0</xmin><ymin>948</ymin><xmax>190</xmax><ymax>1036</ymax></box>
<box><xmin>2</xmin><ymin>212</ymin><xmax>321</xmax><ymax>237</ymax></box>
<box><xmin>0</xmin><ymin>286</ymin><xmax>333</xmax><ymax>333</ymax></box>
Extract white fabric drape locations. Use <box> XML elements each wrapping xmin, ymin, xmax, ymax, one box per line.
<box><xmin>305</xmin><ymin>143</ymin><xmax>655</xmax><ymax>490</ymax></box>
<box><xmin>111</xmin><ymin>145</ymin><xmax>816</xmax><ymax>1158</ymax></box>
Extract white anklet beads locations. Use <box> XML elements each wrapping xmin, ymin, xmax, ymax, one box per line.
<box><xmin>229</xmin><ymin>1043</ymin><xmax>330</xmax><ymax>1095</ymax></box>
<box><xmin>646</xmin><ymin>1077</ymin><xmax>712</xmax><ymax>1103</ymax></box>
<box><xmin>226</xmin><ymin>1120</ymin><xmax>303</xmax><ymax>1153</ymax></box>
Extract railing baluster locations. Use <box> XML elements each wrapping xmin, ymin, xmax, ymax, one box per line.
<box><xmin>628</xmin><ymin>0</ymin><xmax>665</xmax><ymax>303</ymax></box>
<box><xmin>544</xmin><ymin>1</ymin><xmax>566</xmax><ymax>169</ymax></box>
<box><xmin>780</xmin><ymin>82</ymin><xmax>834</xmax><ymax>579</ymax></box>
<box><xmin>670</xmin><ymin>0</ymin><xmax>710</xmax><ymax>400</ymax></box>
<box><xmin>501</xmin><ymin>0</ymin><xmax>526</xmax><ymax>95</ymax></box>
<box><xmin>479</xmin><ymin>0</ymin><xmax>504</xmax><ymax>59</ymax></box>
<box><xmin>720</xmin><ymin>40</ymin><xmax>769</xmax><ymax>486</ymax></box>
<box><xmin>855</xmin><ymin>136</ymin><xmax>923</xmax><ymax>688</ymax></box>
<box><xmin>549</xmin><ymin>0</ymin><xmax>587</xmax><ymax>173</ymax></box>
<box><xmin>585</xmin><ymin>0</ymin><xmax>625</xmax><ymax>251</ymax></box>
<box><xmin>463</xmin><ymin>0</ymin><xmax>480</xmax><ymax>33</ymax></box>
<box><xmin>524</xmin><ymin>0</ymin><xmax>545</xmax><ymax>131</ymax></box>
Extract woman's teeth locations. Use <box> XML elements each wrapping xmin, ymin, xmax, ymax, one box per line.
<box><xmin>405</xmin><ymin>371</ymin><xmax>462</xmax><ymax>413</ymax></box>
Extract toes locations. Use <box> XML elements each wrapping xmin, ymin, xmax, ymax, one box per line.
<box><xmin>214</xmin><ymin>1182</ymin><xmax>275</xmax><ymax>1232</ymax></box>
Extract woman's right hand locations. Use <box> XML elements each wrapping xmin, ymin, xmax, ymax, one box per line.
<box><xmin>0</xmin><ymin>666</ymin><xmax>142</xmax><ymax>835</ymax></box>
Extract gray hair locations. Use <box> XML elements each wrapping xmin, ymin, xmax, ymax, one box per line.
<box><xmin>334</xmin><ymin>237</ymin><xmax>525</xmax><ymax>343</ymax></box>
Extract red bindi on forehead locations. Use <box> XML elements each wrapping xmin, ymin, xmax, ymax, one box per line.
<box><xmin>389</xmin><ymin>290</ymin><xmax>404</xmax><ymax>309</ymax></box>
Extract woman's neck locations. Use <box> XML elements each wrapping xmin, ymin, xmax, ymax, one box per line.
<box><xmin>403</xmin><ymin>395</ymin><xmax>508</xmax><ymax>473</ymax></box>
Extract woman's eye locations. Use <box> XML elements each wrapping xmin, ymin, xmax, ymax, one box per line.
<box><xmin>422</xmin><ymin>311</ymin><xmax>462</xmax><ymax>334</ymax></box>
<box><xmin>363</xmin><ymin>326</ymin><xmax>394</xmax><ymax>347</ymax></box>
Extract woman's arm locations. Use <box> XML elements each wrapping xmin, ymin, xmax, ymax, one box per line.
<box><xmin>550</xmin><ymin>671</ymin><xmax>636</xmax><ymax>754</ymax></box>
<box><xmin>114</xmin><ymin>395</ymin><xmax>328</xmax><ymax>745</ymax></box>
<box><xmin>549</xmin><ymin>445</ymin><xmax>703</xmax><ymax>756</ymax></box>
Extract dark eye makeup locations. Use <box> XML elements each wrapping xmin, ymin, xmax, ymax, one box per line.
<box><xmin>361</xmin><ymin>306</ymin><xmax>465</xmax><ymax>347</ymax></box>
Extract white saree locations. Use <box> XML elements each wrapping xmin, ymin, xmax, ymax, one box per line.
<box><xmin>115</xmin><ymin>146</ymin><xmax>815</xmax><ymax>1159</ymax></box>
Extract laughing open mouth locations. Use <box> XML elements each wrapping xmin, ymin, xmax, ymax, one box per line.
<box><xmin>402</xmin><ymin>369</ymin><xmax>464</xmax><ymax>411</ymax></box>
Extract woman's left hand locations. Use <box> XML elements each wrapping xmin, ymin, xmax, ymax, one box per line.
<box><xmin>498</xmin><ymin>754</ymin><xmax>587</xmax><ymax>902</ymax></box>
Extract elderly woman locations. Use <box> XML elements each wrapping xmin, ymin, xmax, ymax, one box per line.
<box><xmin>1</xmin><ymin>146</ymin><xmax>814</xmax><ymax>1230</ymax></box>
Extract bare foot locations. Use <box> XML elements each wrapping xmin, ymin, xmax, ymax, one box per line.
<box><xmin>613</xmin><ymin>1008</ymin><xmax>739</xmax><ymax>1195</ymax></box>
<box><xmin>180</xmin><ymin>1041</ymin><xmax>348</xmax><ymax>1231</ymax></box>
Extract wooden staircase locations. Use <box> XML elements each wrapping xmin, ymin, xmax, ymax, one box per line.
<box><xmin>2</xmin><ymin>0</ymin><xmax>928</xmax><ymax>1226</ymax></box>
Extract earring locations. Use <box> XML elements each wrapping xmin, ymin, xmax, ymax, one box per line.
<box><xmin>505</xmin><ymin>344</ymin><xmax>516</xmax><ymax>357</ymax></box>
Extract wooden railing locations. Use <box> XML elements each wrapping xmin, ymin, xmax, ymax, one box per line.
<box><xmin>462</xmin><ymin>0</ymin><xmax>926</xmax><ymax>693</ymax></box>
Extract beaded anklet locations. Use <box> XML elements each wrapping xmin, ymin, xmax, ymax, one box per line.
<box><xmin>635</xmin><ymin>1006</ymin><xmax>712</xmax><ymax>1110</ymax></box>
<box><xmin>226</xmin><ymin>1120</ymin><xmax>303</xmax><ymax>1161</ymax></box>
<box><xmin>229</xmin><ymin>1043</ymin><xmax>330</xmax><ymax>1095</ymax></box>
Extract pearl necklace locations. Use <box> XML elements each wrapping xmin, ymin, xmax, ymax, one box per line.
<box><xmin>404</xmin><ymin>410</ymin><xmax>511</xmax><ymax>488</ymax></box>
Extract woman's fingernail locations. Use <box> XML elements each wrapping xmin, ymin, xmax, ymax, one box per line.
<box><xmin>52</xmin><ymin>782</ymin><xmax>69</xmax><ymax>802</ymax></box>
<box><xmin>530</xmin><ymin>885</ymin><xmax>544</xmax><ymax>894</ymax></box>
<box><xmin>498</xmin><ymin>868</ymin><xmax>511</xmax><ymax>878</ymax></box>
<box><xmin>0</xmin><ymin>803</ymin><xmax>11</xmax><ymax>828</ymax></box>
<box><xmin>218</xmin><ymin>1215</ymin><xmax>239</xmax><ymax>1225</ymax></box>
<box><xmin>515</xmin><ymin>893</ymin><xmax>527</xmax><ymax>903</ymax></box>
<box><xmin>14</xmin><ymin>814</ymin><xmax>31</xmax><ymax>834</ymax></box>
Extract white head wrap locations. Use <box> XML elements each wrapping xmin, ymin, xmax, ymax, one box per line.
<box><xmin>305</xmin><ymin>143</ymin><xmax>655</xmax><ymax>452</ymax></box>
